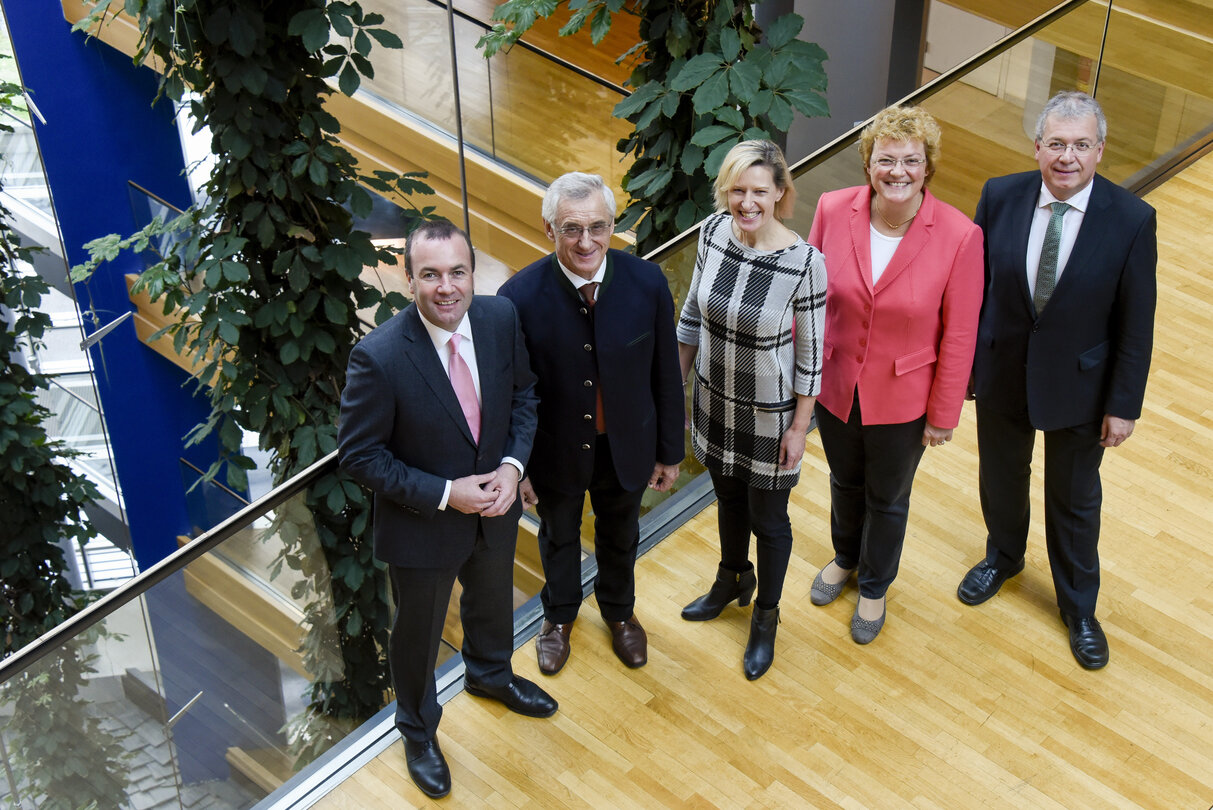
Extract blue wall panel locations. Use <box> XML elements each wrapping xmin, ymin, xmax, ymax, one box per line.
<box><xmin>4</xmin><ymin>4</ymin><xmax>214</xmax><ymax>566</ymax></box>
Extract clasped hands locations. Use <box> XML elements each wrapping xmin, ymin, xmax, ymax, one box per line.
<box><xmin>448</xmin><ymin>464</ymin><xmax>521</xmax><ymax>516</ymax></box>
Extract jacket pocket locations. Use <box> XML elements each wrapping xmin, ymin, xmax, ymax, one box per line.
<box><xmin>1078</xmin><ymin>341</ymin><xmax>1109</xmax><ymax>371</ymax></box>
<box><xmin>894</xmin><ymin>346</ymin><xmax>937</xmax><ymax>376</ymax></box>
<box><xmin>626</xmin><ymin>330</ymin><xmax>652</xmax><ymax>347</ymax></box>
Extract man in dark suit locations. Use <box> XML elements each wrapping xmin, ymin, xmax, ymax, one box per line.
<box><xmin>498</xmin><ymin>172</ymin><xmax>684</xmax><ymax>675</ymax></box>
<box><xmin>339</xmin><ymin>220</ymin><xmax>557</xmax><ymax>799</ymax></box>
<box><xmin>958</xmin><ymin>91</ymin><xmax>1157</xmax><ymax>669</ymax></box>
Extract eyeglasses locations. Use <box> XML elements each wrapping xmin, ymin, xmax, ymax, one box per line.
<box><xmin>556</xmin><ymin>222</ymin><xmax>613</xmax><ymax>240</ymax></box>
<box><xmin>1041</xmin><ymin>140</ymin><xmax>1097</xmax><ymax>155</ymax></box>
<box><xmin>871</xmin><ymin>156</ymin><xmax>926</xmax><ymax>170</ymax></box>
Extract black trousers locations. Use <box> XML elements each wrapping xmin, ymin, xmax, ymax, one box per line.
<box><xmin>815</xmin><ymin>398</ymin><xmax>927</xmax><ymax>600</ymax></box>
<box><xmin>976</xmin><ymin>402</ymin><xmax>1105</xmax><ymax>617</ymax></box>
<box><xmin>532</xmin><ymin>434</ymin><xmax>645</xmax><ymax>624</ymax></box>
<box><xmin>387</xmin><ymin>524</ymin><xmax>515</xmax><ymax>742</ymax></box>
<box><xmin>709</xmin><ymin>468</ymin><xmax>794</xmax><ymax>608</ymax></box>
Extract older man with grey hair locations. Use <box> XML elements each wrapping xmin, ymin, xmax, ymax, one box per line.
<box><xmin>498</xmin><ymin>172</ymin><xmax>684</xmax><ymax>675</ymax></box>
<box><xmin>958</xmin><ymin>91</ymin><xmax>1157</xmax><ymax>670</ymax></box>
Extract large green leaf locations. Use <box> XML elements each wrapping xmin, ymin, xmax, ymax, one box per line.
<box><xmin>690</xmin><ymin>125</ymin><xmax>738</xmax><ymax>148</ymax></box>
<box><xmin>691</xmin><ymin>70</ymin><xmax>730</xmax><ymax>114</ymax></box>
<box><xmin>765</xmin><ymin>13</ymin><xmax>803</xmax><ymax>49</ymax></box>
<box><xmin>728</xmin><ymin>59</ymin><xmax>762</xmax><ymax>101</ymax></box>
<box><xmin>719</xmin><ymin>27</ymin><xmax>741</xmax><ymax>63</ymax></box>
<box><xmin>288</xmin><ymin>8</ymin><xmax>330</xmax><ymax>53</ymax></box>
<box><xmin>671</xmin><ymin>53</ymin><xmax>725</xmax><ymax>92</ymax></box>
<box><xmin>613</xmin><ymin>80</ymin><xmax>662</xmax><ymax>118</ymax></box>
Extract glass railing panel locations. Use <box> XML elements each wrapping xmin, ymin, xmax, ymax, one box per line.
<box><xmin>37</xmin><ymin>375</ymin><xmax>119</xmax><ymax>496</ymax></box>
<box><xmin>473</xmin><ymin>20</ymin><xmax>632</xmax><ymax>196</ymax></box>
<box><xmin>0</xmin><ymin>480</ymin><xmax>381</xmax><ymax>809</ymax></box>
<box><xmin>1091</xmin><ymin>0</ymin><xmax>1213</xmax><ymax>183</ymax></box>
<box><xmin>0</xmin><ymin>109</ymin><xmax>52</xmax><ymax>217</ymax></box>
<box><xmin>357</xmin><ymin>0</ymin><xmax>630</xmax><ymax>197</ymax></box>
<box><xmin>0</xmin><ymin>596</ymin><xmax>174</xmax><ymax>810</ymax></box>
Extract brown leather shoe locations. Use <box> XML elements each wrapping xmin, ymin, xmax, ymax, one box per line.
<box><xmin>606</xmin><ymin>615</ymin><xmax>647</xmax><ymax>668</ymax></box>
<box><xmin>535</xmin><ymin>620</ymin><xmax>573</xmax><ymax>675</ymax></box>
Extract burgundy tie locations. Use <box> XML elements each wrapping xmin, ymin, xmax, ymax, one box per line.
<box><xmin>448</xmin><ymin>334</ymin><xmax>480</xmax><ymax>443</ymax></box>
<box><xmin>579</xmin><ymin>284</ymin><xmax>606</xmax><ymax>433</ymax></box>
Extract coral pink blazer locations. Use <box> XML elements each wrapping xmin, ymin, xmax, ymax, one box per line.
<box><xmin>808</xmin><ymin>185</ymin><xmax>983</xmax><ymax>428</ymax></box>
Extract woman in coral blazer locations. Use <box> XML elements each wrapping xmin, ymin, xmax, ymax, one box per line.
<box><xmin>806</xmin><ymin>106</ymin><xmax>983</xmax><ymax>644</ymax></box>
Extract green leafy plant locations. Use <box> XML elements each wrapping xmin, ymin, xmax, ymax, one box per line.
<box><xmin>479</xmin><ymin>0</ymin><xmax>828</xmax><ymax>253</ymax></box>
<box><xmin>0</xmin><ymin>64</ymin><xmax>131</xmax><ymax>810</ymax></box>
<box><xmin>70</xmin><ymin>0</ymin><xmax>435</xmax><ymax>759</ymax></box>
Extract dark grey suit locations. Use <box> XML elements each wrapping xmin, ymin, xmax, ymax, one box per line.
<box><xmin>972</xmin><ymin>171</ymin><xmax>1156</xmax><ymax>616</ymax></box>
<box><xmin>338</xmin><ymin>296</ymin><xmax>537</xmax><ymax>740</ymax></box>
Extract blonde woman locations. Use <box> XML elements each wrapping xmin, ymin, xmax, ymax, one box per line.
<box><xmin>677</xmin><ymin>140</ymin><xmax>826</xmax><ymax>680</ymax></box>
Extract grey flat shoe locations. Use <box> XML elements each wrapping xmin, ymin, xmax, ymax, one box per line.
<box><xmin>810</xmin><ymin>565</ymin><xmax>854</xmax><ymax>606</ymax></box>
<box><xmin>851</xmin><ymin>601</ymin><xmax>886</xmax><ymax>644</ymax></box>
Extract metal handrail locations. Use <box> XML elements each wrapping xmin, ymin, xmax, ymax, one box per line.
<box><xmin>0</xmin><ymin>450</ymin><xmax>337</xmax><ymax>682</ymax></box>
<box><xmin>642</xmin><ymin>0</ymin><xmax>1092</xmax><ymax>267</ymax></box>
<box><xmin>421</xmin><ymin>0</ymin><xmax>630</xmax><ymax>97</ymax></box>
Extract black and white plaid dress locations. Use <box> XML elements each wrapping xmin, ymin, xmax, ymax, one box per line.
<box><xmin>677</xmin><ymin>212</ymin><xmax>827</xmax><ymax>490</ymax></box>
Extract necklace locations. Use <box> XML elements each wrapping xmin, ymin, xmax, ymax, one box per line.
<box><xmin>875</xmin><ymin>196</ymin><xmax>921</xmax><ymax>230</ymax></box>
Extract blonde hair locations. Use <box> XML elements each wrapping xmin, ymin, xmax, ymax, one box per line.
<box><xmin>859</xmin><ymin>106</ymin><xmax>942</xmax><ymax>183</ymax></box>
<box><xmin>713</xmin><ymin>140</ymin><xmax>796</xmax><ymax>219</ymax></box>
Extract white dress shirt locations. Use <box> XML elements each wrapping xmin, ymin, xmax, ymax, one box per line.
<box><xmin>558</xmin><ymin>256</ymin><xmax>607</xmax><ymax>299</ymax></box>
<box><xmin>416</xmin><ymin>310</ymin><xmax>523</xmax><ymax>510</ymax></box>
<box><xmin>1026</xmin><ymin>179</ymin><xmax>1094</xmax><ymax>298</ymax></box>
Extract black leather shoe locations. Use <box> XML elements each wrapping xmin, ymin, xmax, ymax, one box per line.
<box><xmin>957</xmin><ymin>558</ymin><xmax>1026</xmax><ymax>605</ymax></box>
<box><xmin>743</xmin><ymin>605</ymin><xmax>779</xmax><ymax>680</ymax></box>
<box><xmin>1061</xmin><ymin>612</ymin><xmax>1109</xmax><ymax>669</ymax></box>
<box><xmin>463</xmin><ymin>675</ymin><xmax>558</xmax><ymax>718</ymax></box>
<box><xmin>403</xmin><ymin>737</ymin><xmax>450</xmax><ymax>798</ymax></box>
<box><xmin>681</xmin><ymin>564</ymin><xmax>757</xmax><ymax>621</ymax></box>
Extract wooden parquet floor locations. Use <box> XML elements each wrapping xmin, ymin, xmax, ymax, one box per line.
<box><xmin>312</xmin><ymin>154</ymin><xmax>1213</xmax><ymax>808</ymax></box>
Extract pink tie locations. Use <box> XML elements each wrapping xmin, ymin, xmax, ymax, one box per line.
<box><xmin>448</xmin><ymin>334</ymin><xmax>480</xmax><ymax>443</ymax></box>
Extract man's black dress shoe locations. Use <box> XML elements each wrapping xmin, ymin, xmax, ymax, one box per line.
<box><xmin>957</xmin><ymin>558</ymin><xmax>1026</xmax><ymax>605</ymax></box>
<box><xmin>1061</xmin><ymin>612</ymin><xmax>1109</xmax><ymax>669</ymax></box>
<box><xmin>403</xmin><ymin>737</ymin><xmax>450</xmax><ymax>798</ymax></box>
<box><xmin>463</xmin><ymin>675</ymin><xmax>558</xmax><ymax>718</ymax></box>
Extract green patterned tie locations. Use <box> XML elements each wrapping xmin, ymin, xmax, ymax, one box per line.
<box><xmin>1034</xmin><ymin>201</ymin><xmax>1071</xmax><ymax>313</ymax></box>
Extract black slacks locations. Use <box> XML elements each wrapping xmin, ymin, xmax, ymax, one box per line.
<box><xmin>709</xmin><ymin>468</ymin><xmax>794</xmax><ymax>608</ymax></box>
<box><xmin>815</xmin><ymin>398</ymin><xmax>927</xmax><ymax>600</ymax></box>
<box><xmin>976</xmin><ymin>402</ymin><xmax>1105</xmax><ymax>617</ymax></box>
<box><xmin>532</xmin><ymin>434</ymin><xmax>645</xmax><ymax>624</ymax></box>
<box><xmin>387</xmin><ymin>523</ymin><xmax>515</xmax><ymax>742</ymax></box>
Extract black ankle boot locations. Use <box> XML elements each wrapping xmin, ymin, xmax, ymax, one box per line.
<box><xmin>681</xmin><ymin>564</ymin><xmax>757</xmax><ymax>621</ymax></box>
<box><xmin>743</xmin><ymin>605</ymin><xmax>779</xmax><ymax>680</ymax></box>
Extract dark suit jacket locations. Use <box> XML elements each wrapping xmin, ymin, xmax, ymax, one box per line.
<box><xmin>972</xmin><ymin>171</ymin><xmax>1156</xmax><ymax>431</ymax></box>
<box><xmin>498</xmin><ymin>249</ymin><xmax>684</xmax><ymax>495</ymax></box>
<box><xmin>337</xmin><ymin>296</ymin><xmax>538</xmax><ymax>568</ymax></box>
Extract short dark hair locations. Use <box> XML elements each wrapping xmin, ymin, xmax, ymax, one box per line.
<box><xmin>404</xmin><ymin>219</ymin><xmax>475</xmax><ymax>278</ymax></box>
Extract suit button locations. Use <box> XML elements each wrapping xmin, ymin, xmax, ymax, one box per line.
<box><xmin>580</xmin><ymin>307</ymin><xmax>589</xmax><ymax>315</ymax></box>
<box><xmin>859</xmin><ymin>338</ymin><xmax>867</xmax><ymax>347</ymax></box>
<box><xmin>584</xmin><ymin>380</ymin><xmax>593</xmax><ymax>387</ymax></box>
<box><xmin>584</xmin><ymin>343</ymin><xmax>592</xmax><ymax>351</ymax></box>
<box><xmin>584</xmin><ymin>413</ymin><xmax>593</xmax><ymax>421</ymax></box>
<box><xmin>856</xmin><ymin>354</ymin><xmax>863</xmax><ymax>363</ymax></box>
<box><xmin>581</xmin><ymin>443</ymin><xmax>591</xmax><ymax>450</ymax></box>
<box><xmin>862</xmin><ymin>321</ymin><xmax>869</xmax><ymax>329</ymax></box>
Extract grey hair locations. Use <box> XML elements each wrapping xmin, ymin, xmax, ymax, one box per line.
<box><xmin>542</xmin><ymin>172</ymin><xmax>616</xmax><ymax>225</ymax></box>
<box><xmin>1035</xmin><ymin>91</ymin><xmax>1107</xmax><ymax>143</ymax></box>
